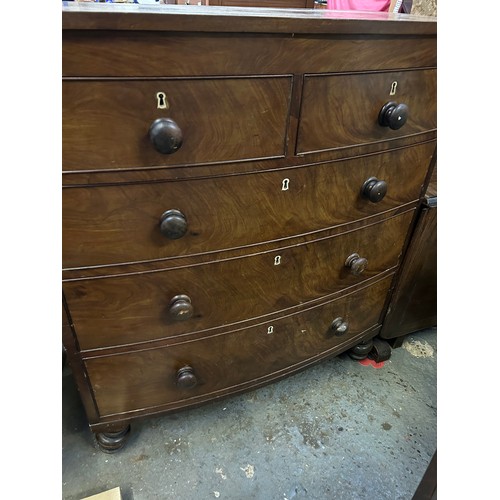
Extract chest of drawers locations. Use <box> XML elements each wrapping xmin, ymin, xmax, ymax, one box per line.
<box><xmin>62</xmin><ymin>4</ymin><xmax>436</xmax><ymax>452</ymax></box>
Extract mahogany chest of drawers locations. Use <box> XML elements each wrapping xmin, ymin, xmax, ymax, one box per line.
<box><xmin>62</xmin><ymin>4</ymin><xmax>436</xmax><ymax>452</ymax></box>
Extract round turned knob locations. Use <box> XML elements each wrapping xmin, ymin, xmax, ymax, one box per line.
<box><xmin>169</xmin><ymin>294</ymin><xmax>194</xmax><ymax>321</ymax></box>
<box><xmin>345</xmin><ymin>253</ymin><xmax>368</xmax><ymax>276</ymax></box>
<box><xmin>362</xmin><ymin>177</ymin><xmax>388</xmax><ymax>203</ymax></box>
<box><xmin>176</xmin><ymin>366</ymin><xmax>198</xmax><ymax>389</ymax></box>
<box><xmin>149</xmin><ymin>118</ymin><xmax>183</xmax><ymax>154</ymax></box>
<box><xmin>160</xmin><ymin>209</ymin><xmax>188</xmax><ymax>239</ymax></box>
<box><xmin>329</xmin><ymin>317</ymin><xmax>349</xmax><ymax>336</ymax></box>
<box><xmin>378</xmin><ymin>101</ymin><xmax>409</xmax><ymax>130</ymax></box>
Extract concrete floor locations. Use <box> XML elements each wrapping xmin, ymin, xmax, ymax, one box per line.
<box><xmin>62</xmin><ymin>328</ymin><xmax>437</xmax><ymax>500</ymax></box>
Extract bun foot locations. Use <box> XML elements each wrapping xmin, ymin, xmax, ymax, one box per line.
<box><xmin>347</xmin><ymin>339</ymin><xmax>373</xmax><ymax>360</ymax></box>
<box><xmin>369</xmin><ymin>338</ymin><xmax>392</xmax><ymax>362</ymax></box>
<box><xmin>94</xmin><ymin>425</ymin><xmax>131</xmax><ymax>453</ymax></box>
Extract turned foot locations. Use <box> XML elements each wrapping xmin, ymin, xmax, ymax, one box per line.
<box><xmin>347</xmin><ymin>338</ymin><xmax>373</xmax><ymax>360</ymax></box>
<box><xmin>94</xmin><ymin>425</ymin><xmax>131</xmax><ymax>453</ymax></box>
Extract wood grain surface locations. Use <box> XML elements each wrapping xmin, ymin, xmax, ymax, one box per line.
<box><xmin>84</xmin><ymin>275</ymin><xmax>392</xmax><ymax>417</ymax></box>
<box><xmin>61</xmin><ymin>5</ymin><xmax>436</xmax><ymax>434</ymax></box>
<box><xmin>63</xmin><ymin>210</ymin><xmax>413</xmax><ymax>350</ymax></box>
<box><xmin>297</xmin><ymin>69</ymin><xmax>436</xmax><ymax>154</ymax></box>
<box><xmin>63</xmin><ymin>32</ymin><xmax>436</xmax><ymax>78</ymax></box>
<box><xmin>63</xmin><ymin>77</ymin><xmax>291</xmax><ymax>171</ymax></box>
<box><xmin>380</xmin><ymin>203</ymin><xmax>436</xmax><ymax>339</ymax></box>
<box><xmin>62</xmin><ymin>142</ymin><xmax>435</xmax><ymax>269</ymax></box>
<box><xmin>62</xmin><ymin>136</ymin><xmax>437</xmax><ymax>186</ymax></box>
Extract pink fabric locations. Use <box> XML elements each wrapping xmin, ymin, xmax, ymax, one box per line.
<box><xmin>326</xmin><ymin>0</ymin><xmax>391</xmax><ymax>11</ymax></box>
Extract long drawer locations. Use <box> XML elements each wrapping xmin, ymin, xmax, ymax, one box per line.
<box><xmin>64</xmin><ymin>210</ymin><xmax>413</xmax><ymax>350</ymax></box>
<box><xmin>62</xmin><ymin>77</ymin><xmax>292</xmax><ymax>171</ymax></box>
<box><xmin>297</xmin><ymin>69</ymin><xmax>436</xmax><ymax>154</ymax></box>
<box><xmin>84</xmin><ymin>275</ymin><xmax>392</xmax><ymax>418</ymax></box>
<box><xmin>62</xmin><ymin>142</ymin><xmax>434</xmax><ymax>269</ymax></box>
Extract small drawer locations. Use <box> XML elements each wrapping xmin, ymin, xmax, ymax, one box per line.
<box><xmin>62</xmin><ymin>142</ymin><xmax>434</xmax><ymax>269</ymax></box>
<box><xmin>296</xmin><ymin>69</ymin><xmax>436</xmax><ymax>154</ymax></box>
<box><xmin>62</xmin><ymin>77</ymin><xmax>292</xmax><ymax>171</ymax></box>
<box><xmin>84</xmin><ymin>275</ymin><xmax>392</xmax><ymax>417</ymax></box>
<box><xmin>64</xmin><ymin>210</ymin><xmax>413</xmax><ymax>350</ymax></box>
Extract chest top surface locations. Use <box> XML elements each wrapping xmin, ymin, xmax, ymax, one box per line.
<box><xmin>62</xmin><ymin>3</ymin><xmax>436</xmax><ymax>34</ymax></box>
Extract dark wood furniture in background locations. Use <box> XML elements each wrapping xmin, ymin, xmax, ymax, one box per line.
<box><xmin>412</xmin><ymin>451</ymin><xmax>437</xmax><ymax>499</ymax></box>
<box><xmin>62</xmin><ymin>4</ymin><xmax>436</xmax><ymax>452</ymax></box>
<box><xmin>380</xmin><ymin>162</ymin><xmax>437</xmax><ymax>345</ymax></box>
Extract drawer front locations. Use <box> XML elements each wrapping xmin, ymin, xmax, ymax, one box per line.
<box><xmin>64</xmin><ymin>210</ymin><xmax>413</xmax><ymax>350</ymax></box>
<box><xmin>85</xmin><ymin>275</ymin><xmax>392</xmax><ymax>417</ymax></box>
<box><xmin>63</xmin><ymin>33</ymin><xmax>436</xmax><ymax>78</ymax></box>
<box><xmin>296</xmin><ymin>69</ymin><xmax>436</xmax><ymax>154</ymax></box>
<box><xmin>63</xmin><ymin>142</ymin><xmax>434</xmax><ymax>269</ymax></box>
<box><xmin>62</xmin><ymin>77</ymin><xmax>292</xmax><ymax>171</ymax></box>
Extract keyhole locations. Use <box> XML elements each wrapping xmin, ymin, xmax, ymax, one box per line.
<box><xmin>156</xmin><ymin>92</ymin><xmax>169</xmax><ymax>109</ymax></box>
<box><xmin>274</xmin><ymin>255</ymin><xmax>281</xmax><ymax>266</ymax></box>
<box><xmin>267</xmin><ymin>326</ymin><xmax>274</xmax><ymax>335</ymax></box>
<box><xmin>282</xmin><ymin>178</ymin><xmax>290</xmax><ymax>191</ymax></box>
<box><xmin>390</xmin><ymin>81</ymin><xmax>398</xmax><ymax>96</ymax></box>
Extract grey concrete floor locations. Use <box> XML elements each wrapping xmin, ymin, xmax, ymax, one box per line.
<box><xmin>62</xmin><ymin>328</ymin><xmax>437</xmax><ymax>500</ymax></box>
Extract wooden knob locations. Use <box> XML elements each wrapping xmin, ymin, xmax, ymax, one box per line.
<box><xmin>345</xmin><ymin>253</ymin><xmax>368</xmax><ymax>276</ymax></box>
<box><xmin>169</xmin><ymin>295</ymin><xmax>194</xmax><ymax>321</ymax></box>
<box><xmin>361</xmin><ymin>177</ymin><xmax>387</xmax><ymax>203</ymax></box>
<box><xmin>160</xmin><ymin>209</ymin><xmax>188</xmax><ymax>239</ymax></box>
<box><xmin>149</xmin><ymin>118</ymin><xmax>183</xmax><ymax>154</ymax></box>
<box><xmin>176</xmin><ymin>366</ymin><xmax>198</xmax><ymax>389</ymax></box>
<box><xmin>329</xmin><ymin>317</ymin><xmax>349</xmax><ymax>336</ymax></box>
<box><xmin>378</xmin><ymin>101</ymin><xmax>409</xmax><ymax>130</ymax></box>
